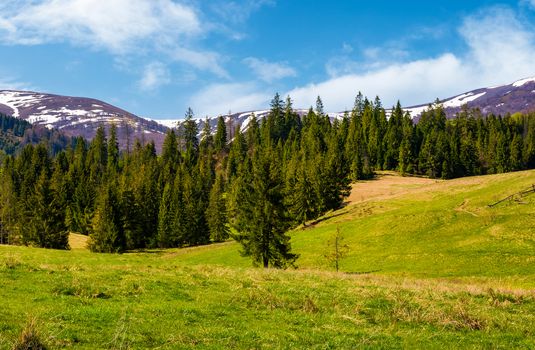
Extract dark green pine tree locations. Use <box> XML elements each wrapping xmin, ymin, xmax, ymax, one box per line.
<box><xmin>523</xmin><ymin>115</ymin><xmax>535</xmax><ymax>168</ymax></box>
<box><xmin>0</xmin><ymin>161</ymin><xmax>18</xmax><ymax>245</ymax></box>
<box><xmin>157</xmin><ymin>181</ymin><xmax>178</xmax><ymax>248</ymax></box>
<box><xmin>86</xmin><ymin>126</ymin><xmax>107</xmax><ymax>183</ymax></box>
<box><xmin>383</xmin><ymin>101</ymin><xmax>404</xmax><ymax>170</ymax></box>
<box><xmin>214</xmin><ymin>116</ymin><xmax>228</xmax><ymax>153</ymax></box>
<box><xmin>398</xmin><ymin>113</ymin><xmax>414</xmax><ymax>176</ymax></box>
<box><xmin>24</xmin><ymin>171</ymin><xmax>69</xmax><ymax>249</ymax></box>
<box><xmin>206</xmin><ymin>174</ymin><xmax>230</xmax><ymax>242</ymax></box>
<box><xmin>226</xmin><ymin>126</ymin><xmax>247</xmax><ymax>180</ymax></box>
<box><xmin>288</xmin><ymin>159</ymin><xmax>317</xmax><ymax>226</ymax></box>
<box><xmin>246</xmin><ymin>113</ymin><xmax>261</xmax><ymax>150</ymax></box>
<box><xmin>346</xmin><ymin>106</ymin><xmax>365</xmax><ymax>180</ymax></box>
<box><xmin>160</xmin><ymin>129</ymin><xmax>180</xmax><ymax>183</ymax></box>
<box><xmin>199</xmin><ymin>118</ymin><xmax>214</xmax><ymax>153</ymax></box>
<box><xmin>107</xmin><ymin>124</ymin><xmax>119</xmax><ymax>173</ymax></box>
<box><xmin>88</xmin><ymin>182</ymin><xmax>125</xmax><ymax>253</ymax></box>
<box><xmin>509</xmin><ymin>133</ymin><xmax>523</xmax><ymax>171</ymax></box>
<box><xmin>234</xmin><ymin>147</ymin><xmax>298</xmax><ymax>268</ymax></box>
<box><xmin>182</xmin><ymin>107</ymin><xmax>199</xmax><ymax>169</ymax></box>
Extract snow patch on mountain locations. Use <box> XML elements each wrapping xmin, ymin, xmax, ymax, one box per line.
<box><xmin>512</xmin><ymin>76</ymin><xmax>535</xmax><ymax>87</ymax></box>
<box><xmin>149</xmin><ymin>118</ymin><xmax>180</xmax><ymax>128</ymax></box>
<box><xmin>442</xmin><ymin>92</ymin><xmax>486</xmax><ymax>108</ymax></box>
<box><xmin>404</xmin><ymin>105</ymin><xmax>429</xmax><ymax>118</ymax></box>
<box><xmin>0</xmin><ymin>91</ymin><xmax>46</xmax><ymax>117</ymax></box>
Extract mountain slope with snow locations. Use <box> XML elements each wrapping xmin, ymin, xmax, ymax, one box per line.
<box><xmin>156</xmin><ymin>76</ymin><xmax>535</xmax><ymax>131</ymax></box>
<box><xmin>0</xmin><ymin>90</ymin><xmax>168</xmax><ymax>150</ymax></box>
<box><xmin>404</xmin><ymin>76</ymin><xmax>535</xmax><ymax>118</ymax></box>
<box><xmin>1</xmin><ymin>75</ymin><xmax>534</xmax><ymax>150</ymax></box>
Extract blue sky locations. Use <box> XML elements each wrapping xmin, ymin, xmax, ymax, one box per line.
<box><xmin>1</xmin><ymin>0</ymin><xmax>535</xmax><ymax>119</ymax></box>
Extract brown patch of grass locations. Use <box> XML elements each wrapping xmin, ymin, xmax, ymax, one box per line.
<box><xmin>52</xmin><ymin>277</ymin><xmax>110</xmax><ymax>299</ymax></box>
<box><xmin>346</xmin><ymin>171</ymin><xmax>438</xmax><ymax>205</ymax></box>
<box><xmin>302</xmin><ymin>296</ymin><xmax>319</xmax><ymax>313</ymax></box>
<box><xmin>12</xmin><ymin>317</ymin><xmax>47</xmax><ymax>350</ymax></box>
<box><xmin>1</xmin><ymin>254</ymin><xmax>22</xmax><ymax>270</ymax></box>
<box><xmin>68</xmin><ymin>233</ymin><xmax>89</xmax><ymax>250</ymax></box>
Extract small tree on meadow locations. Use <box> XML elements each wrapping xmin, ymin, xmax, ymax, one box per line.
<box><xmin>324</xmin><ymin>227</ymin><xmax>350</xmax><ymax>272</ymax></box>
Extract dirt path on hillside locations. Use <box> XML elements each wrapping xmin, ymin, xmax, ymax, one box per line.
<box><xmin>346</xmin><ymin>171</ymin><xmax>438</xmax><ymax>205</ymax></box>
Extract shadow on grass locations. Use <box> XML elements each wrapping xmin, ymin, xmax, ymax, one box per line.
<box><xmin>303</xmin><ymin>212</ymin><xmax>346</xmax><ymax>229</ymax></box>
<box><xmin>346</xmin><ymin>270</ymin><xmax>382</xmax><ymax>275</ymax></box>
<box><xmin>126</xmin><ymin>249</ymin><xmax>166</xmax><ymax>254</ymax></box>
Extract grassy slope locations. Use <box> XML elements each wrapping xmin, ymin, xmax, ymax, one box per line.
<box><xmin>1</xmin><ymin>170</ymin><xmax>535</xmax><ymax>349</ymax></box>
<box><xmin>182</xmin><ymin>170</ymin><xmax>535</xmax><ymax>285</ymax></box>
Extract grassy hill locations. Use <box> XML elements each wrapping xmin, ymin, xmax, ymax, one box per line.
<box><xmin>1</xmin><ymin>170</ymin><xmax>535</xmax><ymax>348</ymax></box>
<box><xmin>171</xmin><ymin>170</ymin><xmax>535</xmax><ymax>284</ymax></box>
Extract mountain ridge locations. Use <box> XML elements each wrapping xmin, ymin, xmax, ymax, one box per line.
<box><xmin>0</xmin><ymin>89</ymin><xmax>167</xmax><ymax>150</ymax></box>
<box><xmin>1</xmin><ymin>76</ymin><xmax>534</xmax><ymax>149</ymax></box>
<box><xmin>154</xmin><ymin>76</ymin><xmax>535</xmax><ymax>129</ymax></box>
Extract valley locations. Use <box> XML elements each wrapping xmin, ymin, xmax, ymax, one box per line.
<box><xmin>1</xmin><ymin>170</ymin><xmax>534</xmax><ymax>349</ymax></box>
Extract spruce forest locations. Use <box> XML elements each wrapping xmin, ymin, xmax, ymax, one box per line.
<box><xmin>1</xmin><ymin>93</ymin><xmax>535</xmax><ymax>267</ymax></box>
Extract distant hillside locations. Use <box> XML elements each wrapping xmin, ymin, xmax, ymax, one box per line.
<box><xmin>156</xmin><ymin>76</ymin><xmax>535</xmax><ymax>133</ymax></box>
<box><xmin>2</xmin><ymin>75</ymin><xmax>534</xmax><ymax>149</ymax></box>
<box><xmin>169</xmin><ymin>170</ymin><xmax>535</xmax><ymax>282</ymax></box>
<box><xmin>0</xmin><ymin>113</ymin><xmax>73</xmax><ymax>155</ymax></box>
<box><xmin>404</xmin><ymin>76</ymin><xmax>535</xmax><ymax>118</ymax></box>
<box><xmin>0</xmin><ymin>90</ymin><xmax>168</xmax><ymax>151</ymax></box>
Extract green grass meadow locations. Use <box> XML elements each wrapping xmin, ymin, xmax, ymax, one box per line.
<box><xmin>1</xmin><ymin>170</ymin><xmax>535</xmax><ymax>349</ymax></box>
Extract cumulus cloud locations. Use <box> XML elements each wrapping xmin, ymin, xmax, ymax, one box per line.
<box><xmin>243</xmin><ymin>57</ymin><xmax>296</xmax><ymax>82</ymax></box>
<box><xmin>189</xmin><ymin>82</ymin><xmax>271</xmax><ymax>117</ymax></box>
<box><xmin>171</xmin><ymin>48</ymin><xmax>229</xmax><ymax>79</ymax></box>
<box><xmin>0</xmin><ymin>0</ymin><xmax>227</xmax><ymax>77</ymax></box>
<box><xmin>291</xmin><ymin>54</ymin><xmax>464</xmax><ymax>111</ymax></box>
<box><xmin>0</xmin><ymin>75</ymin><xmax>33</xmax><ymax>91</ymax></box>
<box><xmin>287</xmin><ymin>6</ymin><xmax>535</xmax><ymax>111</ymax></box>
<box><xmin>138</xmin><ymin>62</ymin><xmax>171</xmax><ymax>92</ymax></box>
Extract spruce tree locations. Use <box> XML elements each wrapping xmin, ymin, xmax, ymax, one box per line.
<box><xmin>233</xmin><ymin>147</ymin><xmax>298</xmax><ymax>268</ymax></box>
<box><xmin>214</xmin><ymin>116</ymin><xmax>228</xmax><ymax>153</ymax></box>
<box><xmin>24</xmin><ymin>171</ymin><xmax>68</xmax><ymax>249</ymax></box>
<box><xmin>206</xmin><ymin>174</ymin><xmax>230</xmax><ymax>242</ymax></box>
<box><xmin>157</xmin><ymin>182</ymin><xmax>178</xmax><ymax>248</ymax></box>
<box><xmin>107</xmin><ymin>124</ymin><xmax>119</xmax><ymax>173</ymax></box>
<box><xmin>288</xmin><ymin>160</ymin><xmax>317</xmax><ymax>226</ymax></box>
<box><xmin>89</xmin><ymin>182</ymin><xmax>125</xmax><ymax>253</ymax></box>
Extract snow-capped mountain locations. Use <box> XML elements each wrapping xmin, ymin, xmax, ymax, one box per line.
<box><xmin>0</xmin><ymin>90</ymin><xmax>168</xmax><ymax>150</ymax></box>
<box><xmin>1</xmin><ymin>76</ymin><xmax>534</xmax><ymax>151</ymax></box>
<box><xmin>404</xmin><ymin>76</ymin><xmax>535</xmax><ymax>118</ymax></box>
<box><xmin>151</xmin><ymin>109</ymin><xmax>347</xmax><ymax>137</ymax></box>
<box><xmin>157</xmin><ymin>76</ymin><xmax>535</xmax><ymax>131</ymax></box>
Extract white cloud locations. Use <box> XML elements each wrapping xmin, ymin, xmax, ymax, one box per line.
<box><xmin>189</xmin><ymin>82</ymin><xmax>271</xmax><ymax>117</ymax></box>
<box><xmin>287</xmin><ymin>6</ymin><xmax>535</xmax><ymax>111</ymax></box>
<box><xmin>211</xmin><ymin>0</ymin><xmax>275</xmax><ymax>24</ymax></box>
<box><xmin>138</xmin><ymin>62</ymin><xmax>170</xmax><ymax>91</ymax></box>
<box><xmin>243</xmin><ymin>57</ymin><xmax>296</xmax><ymax>82</ymax></box>
<box><xmin>171</xmin><ymin>48</ymin><xmax>228</xmax><ymax>79</ymax></box>
<box><xmin>291</xmin><ymin>54</ymin><xmax>464</xmax><ymax>111</ymax></box>
<box><xmin>0</xmin><ymin>0</ymin><xmax>228</xmax><ymax>77</ymax></box>
<box><xmin>325</xmin><ymin>56</ymin><xmax>360</xmax><ymax>78</ymax></box>
<box><xmin>0</xmin><ymin>0</ymin><xmax>199</xmax><ymax>51</ymax></box>
<box><xmin>0</xmin><ymin>76</ymin><xmax>33</xmax><ymax>91</ymax></box>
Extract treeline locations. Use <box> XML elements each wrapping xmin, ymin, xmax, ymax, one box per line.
<box><xmin>0</xmin><ymin>98</ymin><xmax>350</xmax><ymax>267</ymax></box>
<box><xmin>1</xmin><ymin>94</ymin><xmax>535</xmax><ymax>268</ymax></box>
